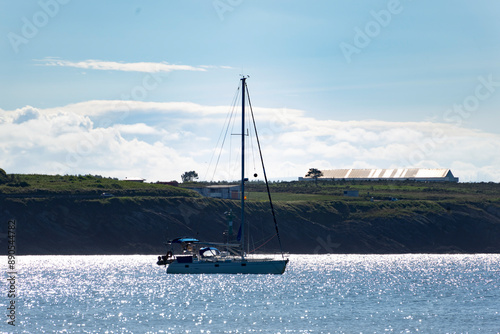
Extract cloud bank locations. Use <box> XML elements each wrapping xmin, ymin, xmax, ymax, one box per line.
<box><xmin>39</xmin><ymin>58</ymin><xmax>209</xmax><ymax>73</ymax></box>
<box><xmin>1</xmin><ymin>101</ymin><xmax>499</xmax><ymax>182</ymax></box>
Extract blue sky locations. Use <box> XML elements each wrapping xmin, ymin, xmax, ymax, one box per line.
<box><xmin>1</xmin><ymin>0</ymin><xmax>500</xmax><ymax>182</ymax></box>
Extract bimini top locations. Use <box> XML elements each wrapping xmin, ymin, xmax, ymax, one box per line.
<box><xmin>169</xmin><ymin>237</ymin><xmax>199</xmax><ymax>244</ymax></box>
<box><xmin>199</xmin><ymin>247</ymin><xmax>221</xmax><ymax>257</ymax></box>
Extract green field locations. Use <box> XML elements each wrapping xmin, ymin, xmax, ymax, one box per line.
<box><xmin>0</xmin><ymin>171</ymin><xmax>197</xmax><ymax>198</ymax></box>
<box><xmin>245</xmin><ymin>191</ymin><xmax>341</xmax><ymax>202</ymax></box>
<box><xmin>1</xmin><ymin>168</ymin><xmax>500</xmax><ymax>205</ymax></box>
<box><xmin>245</xmin><ymin>180</ymin><xmax>500</xmax><ymax>203</ymax></box>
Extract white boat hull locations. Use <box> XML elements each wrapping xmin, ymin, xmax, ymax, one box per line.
<box><xmin>166</xmin><ymin>258</ymin><xmax>288</xmax><ymax>274</ymax></box>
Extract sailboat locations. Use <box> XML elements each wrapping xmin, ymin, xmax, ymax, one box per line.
<box><xmin>157</xmin><ymin>77</ymin><xmax>289</xmax><ymax>274</ymax></box>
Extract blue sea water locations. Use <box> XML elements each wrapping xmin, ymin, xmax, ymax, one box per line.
<box><xmin>2</xmin><ymin>254</ymin><xmax>499</xmax><ymax>333</ymax></box>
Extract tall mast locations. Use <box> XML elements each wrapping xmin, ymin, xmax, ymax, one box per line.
<box><xmin>240</xmin><ymin>76</ymin><xmax>246</xmax><ymax>258</ymax></box>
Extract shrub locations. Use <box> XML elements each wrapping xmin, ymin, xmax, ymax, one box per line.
<box><xmin>0</xmin><ymin>168</ymin><xmax>8</xmax><ymax>184</ymax></box>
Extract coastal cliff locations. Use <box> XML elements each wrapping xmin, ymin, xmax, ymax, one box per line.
<box><xmin>2</xmin><ymin>195</ymin><xmax>500</xmax><ymax>255</ymax></box>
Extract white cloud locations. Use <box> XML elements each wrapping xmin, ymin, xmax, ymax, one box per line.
<box><xmin>1</xmin><ymin>100</ymin><xmax>500</xmax><ymax>182</ymax></box>
<box><xmin>39</xmin><ymin>58</ymin><xmax>208</xmax><ymax>73</ymax></box>
<box><xmin>12</xmin><ymin>106</ymin><xmax>41</xmax><ymax>124</ymax></box>
<box><xmin>42</xmin><ymin>100</ymin><xmax>231</xmax><ymax>117</ymax></box>
<box><xmin>113</xmin><ymin>123</ymin><xmax>158</xmax><ymax>135</ymax></box>
<box><xmin>0</xmin><ymin>107</ymin><xmax>199</xmax><ymax>181</ymax></box>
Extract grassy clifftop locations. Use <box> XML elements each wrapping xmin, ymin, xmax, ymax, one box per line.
<box><xmin>2</xmin><ymin>172</ymin><xmax>499</xmax><ymax>203</ymax></box>
<box><xmin>0</xmin><ymin>173</ymin><xmax>198</xmax><ymax>198</ymax></box>
<box><xmin>246</xmin><ymin>180</ymin><xmax>500</xmax><ymax>202</ymax></box>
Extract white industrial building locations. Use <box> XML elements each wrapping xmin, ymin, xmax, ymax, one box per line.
<box><xmin>189</xmin><ymin>185</ymin><xmax>240</xmax><ymax>199</ymax></box>
<box><xmin>300</xmin><ymin>168</ymin><xmax>459</xmax><ymax>182</ymax></box>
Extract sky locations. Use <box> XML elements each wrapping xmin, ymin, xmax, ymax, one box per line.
<box><xmin>1</xmin><ymin>0</ymin><xmax>500</xmax><ymax>182</ymax></box>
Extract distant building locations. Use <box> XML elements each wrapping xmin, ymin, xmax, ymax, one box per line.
<box><xmin>300</xmin><ymin>168</ymin><xmax>459</xmax><ymax>182</ymax></box>
<box><xmin>157</xmin><ymin>181</ymin><xmax>179</xmax><ymax>187</ymax></box>
<box><xmin>343</xmin><ymin>190</ymin><xmax>359</xmax><ymax>197</ymax></box>
<box><xmin>189</xmin><ymin>185</ymin><xmax>240</xmax><ymax>199</ymax></box>
<box><xmin>123</xmin><ymin>177</ymin><xmax>146</xmax><ymax>183</ymax></box>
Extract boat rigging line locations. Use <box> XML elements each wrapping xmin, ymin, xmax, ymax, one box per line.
<box><xmin>244</xmin><ymin>80</ymin><xmax>286</xmax><ymax>259</ymax></box>
<box><xmin>205</xmin><ymin>85</ymin><xmax>241</xmax><ymax>182</ymax></box>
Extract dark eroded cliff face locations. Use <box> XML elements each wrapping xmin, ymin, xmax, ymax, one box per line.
<box><xmin>1</xmin><ymin>197</ymin><xmax>500</xmax><ymax>255</ymax></box>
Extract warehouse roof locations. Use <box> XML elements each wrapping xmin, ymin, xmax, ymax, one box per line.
<box><xmin>302</xmin><ymin>168</ymin><xmax>458</xmax><ymax>182</ymax></box>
